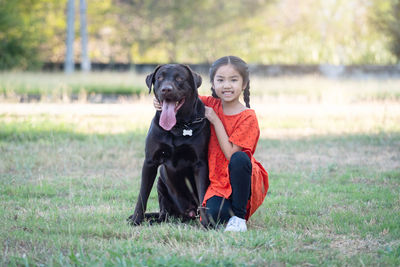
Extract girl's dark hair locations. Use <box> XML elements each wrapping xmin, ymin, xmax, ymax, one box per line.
<box><xmin>209</xmin><ymin>55</ymin><xmax>251</xmax><ymax>108</ymax></box>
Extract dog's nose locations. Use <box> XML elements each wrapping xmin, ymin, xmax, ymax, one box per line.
<box><xmin>161</xmin><ymin>85</ymin><xmax>173</xmax><ymax>93</ymax></box>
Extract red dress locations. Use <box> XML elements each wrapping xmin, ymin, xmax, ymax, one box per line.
<box><xmin>200</xmin><ymin>96</ymin><xmax>269</xmax><ymax>220</ymax></box>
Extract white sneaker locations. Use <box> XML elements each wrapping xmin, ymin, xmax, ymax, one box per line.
<box><xmin>224</xmin><ymin>216</ymin><xmax>247</xmax><ymax>232</ymax></box>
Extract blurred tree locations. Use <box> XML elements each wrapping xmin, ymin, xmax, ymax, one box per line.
<box><xmin>110</xmin><ymin>0</ymin><xmax>394</xmax><ymax>64</ymax></box>
<box><xmin>1</xmin><ymin>0</ymin><xmax>398</xmax><ymax>67</ymax></box>
<box><xmin>37</xmin><ymin>0</ymin><xmax>67</xmax><ymax>63</ymax></box>
<box><xmin>113</xmin><ymin>0</ymin><xmax>272</xmax><ymax>63</ymax></box>
<box><xmin>370</xmin><ymin>0</ymin><xmax>400</xmax><ymax>63</ymax></box>
<box><xmin>241</xmin><ymin>0</ymin><xmax>395</xmax><ymax>64</ymax></box>
<box><xmin>0</xmin><ymin>0</ymin><xmax>44</xmax><ymax>69</ymax></box>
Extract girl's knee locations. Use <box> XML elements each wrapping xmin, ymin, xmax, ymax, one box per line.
<box><xmin>229</xmin><ymin>151</ymin><xmax>251</xmax><ymax>172</ymax></box>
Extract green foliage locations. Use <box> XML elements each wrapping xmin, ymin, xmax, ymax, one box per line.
<box><xmin>369</xmin><ymin>0</ymin><xmax>400</xmax><ymax>62</ymax></box>
<box><xmin>0</xmin><ymin>0</ymin><xmax>67</xmax><ymax>70</ymax></box>
<box><xmin>0</xmin><ymin>0</ymin><xmax>43</xmax><ymax>69</ymax></box>
<box><xmin>97</xmin><ymin>0</ymin><xmax>397</xmax><ymax>64</ymax></box>
<box><xmin>0</xmin><ymin>0</ymin><xmax>399</xmax><ymax>68</ymax></box>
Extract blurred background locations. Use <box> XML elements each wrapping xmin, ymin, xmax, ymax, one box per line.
<box><xmin>1</xmin><ymin>0</ymin><xmax>400</xmax><ymax>70</ymax></box>
<box><xmin>0</xmin><ymin>0</ymin><xmax>399</xmax><ymax>128</ymax></box>
<box><xmin>1</xmin><ymin>0</ymin><xmax>400</xmax><ymax>131</ymax></box>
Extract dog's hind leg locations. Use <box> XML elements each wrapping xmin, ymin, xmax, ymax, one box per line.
<box><xmin>157</xmin><ymin>175</ymin><xmax>172</xmax><ymax>217</ymax></box>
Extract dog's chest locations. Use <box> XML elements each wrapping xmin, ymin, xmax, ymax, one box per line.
<box><xmin>154</xmin><ymin>143</ymin><xmax>198</xmax><ymax>168</ymax></box>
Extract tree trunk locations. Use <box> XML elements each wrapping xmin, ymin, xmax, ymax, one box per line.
<box><xmin>65</xmin><ymin>0</ymin><xmax>75</xmax><ymax>73</ymax></box>
<box><xmin>80</xmin><ymin>0</ymin><xmax>91</xmax><ymax>72</ymax></box>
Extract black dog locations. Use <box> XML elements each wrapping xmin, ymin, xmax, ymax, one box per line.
<box><xmin>128</xmin><ymin>64</ymin><xmax>210</xmax><ymax>226</ymax></box>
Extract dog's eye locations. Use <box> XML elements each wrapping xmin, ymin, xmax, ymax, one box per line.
<box><xmin>157</xmin><ymin>76</ymin><xmax>164</xmax><ymax>81</ymax></box>
<box><xmin>176</xmin><ymin>76</ymin><xmax>183</xmax><ymax>82</ymax></box>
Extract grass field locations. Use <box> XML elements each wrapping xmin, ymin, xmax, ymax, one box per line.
<box><xmin>0</xmin><ymin>72</ymin><xmax>400</xmax><ymax>266</ymax></box>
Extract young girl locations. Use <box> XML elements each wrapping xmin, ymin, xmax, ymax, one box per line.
<box><xmin>199</xmin><ymin>56</ymin><xmax>268</xmax><ymax>232</ymax></box>
<box><xmin>155</xmin><ymin>56</ymin><xmax>269</xmax><ymax>232</ymax></box>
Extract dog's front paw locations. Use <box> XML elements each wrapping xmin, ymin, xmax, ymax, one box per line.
<box><xmin>127</xmin><ymin>214</ymin><xmax>143</xmax><ymax>226</ymax></box>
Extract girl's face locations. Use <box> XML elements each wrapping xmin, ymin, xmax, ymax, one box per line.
<box><xmin>212</xmin><ymin>64</ymin><xmax>247</xmax><ymax>104</ymax></box>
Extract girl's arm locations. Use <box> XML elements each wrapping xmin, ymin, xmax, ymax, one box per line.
<box><xmin>204</xmin><ymin>106</ymin><xmax>242</xmax><ymax>161</ymax></box>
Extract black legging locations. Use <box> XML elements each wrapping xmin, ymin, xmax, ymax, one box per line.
<box><xmin>205</xmin><ymin>151</ymin><xmax>252</xmax><ymax>226</ymax></box>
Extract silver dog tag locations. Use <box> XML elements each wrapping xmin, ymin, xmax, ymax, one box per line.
<box><xmin>183</xmin><ymin>129</ymin><xmax>193</xmax><ymax>136</ymax></box>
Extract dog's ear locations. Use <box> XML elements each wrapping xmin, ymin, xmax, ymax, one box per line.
<box><xmin>146</xmin><ymin>65</ymin><xmax>163</xmax><ymax>94</ymax></box>
<box><xmin>193</xmin><ymin>71</ymin><xmax>202</xmax><ymax>89</ymax></box>
<box><xmin>182</xmin><ymin>64</ymin><xmax>202</xmax><ymax>89</ymax></box>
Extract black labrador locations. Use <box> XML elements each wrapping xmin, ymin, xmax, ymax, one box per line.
<box><xmin>128</xmin><ymin>64</ymin><xmax>210</xmax><ymax>226</ymax></box>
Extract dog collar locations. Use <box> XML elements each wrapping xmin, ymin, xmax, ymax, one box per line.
<box><xmin>171</xmin><ymin>117</ymin><xmax>206</xmax><ymax>137</ymax></box>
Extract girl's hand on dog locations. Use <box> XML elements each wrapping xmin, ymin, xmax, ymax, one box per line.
<box><xmin>153</xmin><ymin>97</ymin><xmax>162</xmax><ymax>111</ymax></box>
<box><xmin>205</xmin><ymin>106</ymin><xmax>219</xmax><ymax>125</ymax></box>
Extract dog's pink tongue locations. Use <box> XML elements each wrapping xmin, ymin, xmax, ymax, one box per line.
<box><xmin>159</xmin><ymin>101</ymin><xmax>176</xmax><ymax>131</ymax></box>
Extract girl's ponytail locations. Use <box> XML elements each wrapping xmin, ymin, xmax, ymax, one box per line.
<box><xmin>243</xmin><ymin>80</ymin><xmax>250</xmax><ymax>108</ymax></box>
<box><xmin>211</xmin><ymin>87</ymin><xmax>219</xmax><ymax>99</ymax></box>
